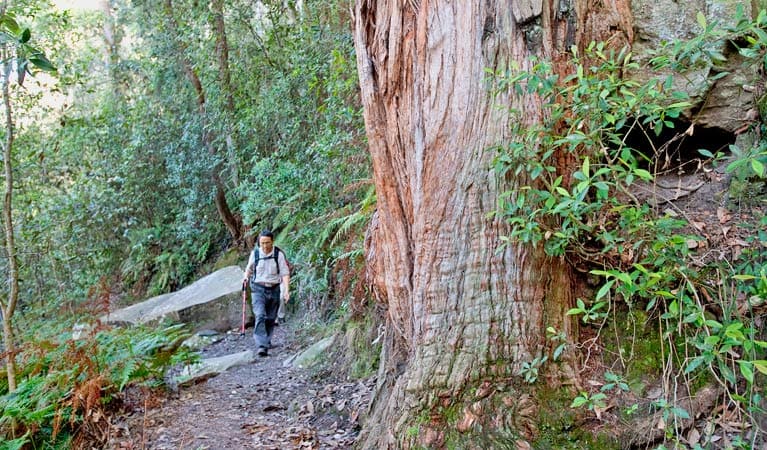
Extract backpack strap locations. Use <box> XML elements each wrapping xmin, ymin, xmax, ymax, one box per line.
<box><xmin>273</xmin><ymin>247</ymin><xmax>282</xmax><ymax>271</ymax></box>
<box><xmin>249</xmin><ymin>247</ymin><xmax>259</xmax><ymax>283</ymax></box>
<box><xmin>253</xmin><ymin>246</ymin><xmax>281</xmax><ymax>274</ymax></box>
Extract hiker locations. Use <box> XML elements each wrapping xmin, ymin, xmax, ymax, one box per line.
<box><xmin>243</xmin><ymin>229</ymin><xmax>291</xmax><ymax>357</ymax></box>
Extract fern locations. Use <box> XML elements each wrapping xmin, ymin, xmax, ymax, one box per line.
<box><xmin>117</xmin><ymin>359</ymin><xmax>141</xmax><ymax>391</ymax></box>
<box><xmin>1</xmin><ymin>323</ymin><xmax>193</xmax><ymax>445</ymax></box>
<box><xmin>0</xmin><ymin>432</ymin><xmax>30</xmax><ymax>450</ymax></box>
<box><xmin>317</xmin><ymin>184</ymin><xmax>376</xmax><ymax>247</ymax></box>
<box><xmin>332</xmin><ymin>248</ymin><xmax>365</xmax><ymax>265</ymax></box>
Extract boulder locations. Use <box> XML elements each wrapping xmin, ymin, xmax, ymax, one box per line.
<box><xmin>101</xmin><ymin>266</ymin><xmax>252</xmax><ymax>332</ymax></box>
<box><xmin>181</xmin><ymin>331</ymin><xmax>225</xmax><ymax>351</ymax></box>
<box><xmin>631</xmin><ymin>0</ymin><xmax>759</xmax><ymax>133</ymax></box>
<box><xmin>173</xmin><ymin>350</ymin><xmax>256</xmax><ymax>386</ymax></box>
<box><xmin>284</xmin><ymin>335</ymin><xmax>336</xmax><ymax>369</ymax></box>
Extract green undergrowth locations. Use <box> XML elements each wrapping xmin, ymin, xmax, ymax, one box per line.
<box><xmin>0</xmin><ymin>322</ymin><xmax>196</xmax><ymax>449</ymax></box>
<box><xmin>493</xmin><ymin>7</ymin><xmax>767</xmax><ymax>447</ymax></box>
<box><xmin>343</xmin><ymin>315</ymin><xmax>382</xmax><ymax>379</ymax></box>
<box><xmin>601</xmin><ymin>308</ymin><xmax>663</xmax><ymax>391</ymax></box>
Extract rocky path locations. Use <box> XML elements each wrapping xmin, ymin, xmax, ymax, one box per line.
<box><xmin>110</xmin><ymin>322</ymin><xmax>373</xmax><ymax>449</ymax></box>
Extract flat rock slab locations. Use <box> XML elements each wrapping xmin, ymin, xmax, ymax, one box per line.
<box><xmin>182</xmin><ymin>332</ymin><xmax>225</xmax><ymax>351</ymax></box>
<box><xmin>173</xmin><ymin>350</ymin><xmax>255</xmax><ymax>386</ymax></box>
<box><xmin>284</xmin><ymin>335</ymin><xmax>336</xmax><ymax>369</ymax></box>
<box><xmin>632</xmin><ymin>173</ymin><xmax>706</xmax><ymax>206</ymax></box>
<box><xmin>101</xmin><ymin>266</ymin><xmax>245</xmax><ymax>326</ymax></box>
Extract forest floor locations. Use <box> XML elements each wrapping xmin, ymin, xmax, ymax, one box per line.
<box><xmin>108</xmin><ymin>321</ymin><xmax>374</xmax><ymax>450</ymax></box>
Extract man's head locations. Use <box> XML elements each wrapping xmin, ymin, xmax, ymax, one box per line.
<box><xmin>259</xmin><ymin>229</ymin><xmax>274</xmax><ymax>253</ymax></box>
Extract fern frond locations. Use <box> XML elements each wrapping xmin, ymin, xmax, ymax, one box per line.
<box><xmin>332</xmin><ymin>248</ymin><xmax>365</xmax><ymax>265</ymax></box>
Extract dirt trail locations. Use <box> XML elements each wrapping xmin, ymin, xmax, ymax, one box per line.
<box><xmin>110</xmin><ymin>322</ymin><xmax>372</xmax><ymax>449</ymax></box>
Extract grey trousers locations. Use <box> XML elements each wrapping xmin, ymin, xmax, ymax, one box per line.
<box><xmin>251</xmin><ymin>284</ymin><xmax>280</xmax><ymax>349</ymax></box>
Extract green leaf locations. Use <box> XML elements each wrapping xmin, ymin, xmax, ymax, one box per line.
<box><xmin>570</xmin><ymin>395</ymin><xmax>588</xmax><ymax>408</ymax></box>
<box><xmin>732</xmin><ymin>274</ymin><xmax>756</xmax><ymax>281</ymax></box>
<box><xmin>582</xmin><ymin>157</ymin><xmax>590</xmax><ymax>178</ymax></box>
<box><xmin>615</xmin><ymin>271</ymin><xmax>632</xmax><ymax>284</ymax></box>
<box><xmin>553</xmin><ymin>343</ymin><xmax>566</xmax><ymax>361</ymax></box>
<box><xmin>595</xmin><ymin>279</ymin><xmax>615</xmax><ymax>300</ymax></box>
<box><xmin>20</xmin><ymin>28</ymin><xmax>30</xmax><ymax>43</ymax></box>
<box><xmin>753</xmin><ymin>360</ymin><xmax>767</xmax><ymax>375</ymax></box>
<box><xmin>671</xmin><ymin>407</ymin><xmax>690</xmax><ymax>419</ymax></box>
<box><xmin>0</xmin><ymin>433</ymin><xmax>30</xmax><ymax>450</ymax></box>
<box><xmin>1</xmin><ymin>15</ymin><xmax>21</xmax><ymax>34</ymax></box>
<box><xmin>751</xmin><ymin>158</ymin><xmax>764</xmax><ymax>177</ymax></box>
<box><xmin>633</xmin><ymin>168</ymin><xmax>653</xmax><ymax>180</ymax></box>
<box><xmin>704</xmin><ymin>319</ymin><xmax>722</xmax><ymax>329</ymax></box>
<box><xmin>29</xmin><ymin>56</ymin><xmax>56</xmax><ymax>73</ymax></box>
<box><xmin>739</xmin><ymin>361</ymin><xmax>754</xmax><ymax>384</ymax></box>
<box><xmin>719</xmin><ymin>361</ymin><xmax>736</xmax><ymax>385</ymax></box>
<box><xmin>696</xmin><ymin>12</ymin><xmax>707</xmax><ymax>29</ymax></box>
<box><xmin>668</xmin><ymin>101</ymin><xmax>691</xmax><ymax>109</ymax></box>
<box><xmin>708</xmin><ymin>51</ymin><xmax>727</xmax><ymax>62</ymax></box>
<box><xmin>685</xmin><ymin>356</ymin><xmax>705</xmax><ymax>374</ymax></box>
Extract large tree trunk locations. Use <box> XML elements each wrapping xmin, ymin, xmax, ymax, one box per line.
<box><xmin>354</xmin><ymin>0</ymin><xmax>631</xmax><ymax>447</ymax></box>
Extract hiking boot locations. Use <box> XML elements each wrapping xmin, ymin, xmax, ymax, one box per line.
<box><xmin>257</xmin><ymin>347</ymin><xmax>268</xmax><ymax>357</ymax></box>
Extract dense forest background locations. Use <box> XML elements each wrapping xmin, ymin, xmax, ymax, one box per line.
<box><xmin>1</xmin><ymin>0</ymin><xmax>374</xmax><ymax>446</ymax></box>
<box><xmin>1</xmin><ymin>0</ymin><xmax>766</xmax><ymax>448</ymax></box>
<box><xmin>3</xmin><ymin>0</ymin><xmax>371</xmax><ymax>326</ymax></box>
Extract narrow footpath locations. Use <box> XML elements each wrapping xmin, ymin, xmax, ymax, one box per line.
<box><xmin>110</xmin><ymin>322</ymin><xmax>373</xmax><ymax>449</ymax></box>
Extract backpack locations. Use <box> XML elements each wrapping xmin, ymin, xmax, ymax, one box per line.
<box><xmin>251</xmin><ymin>246</ymin><xmax>292</xmax><ymax>279</ymax></box>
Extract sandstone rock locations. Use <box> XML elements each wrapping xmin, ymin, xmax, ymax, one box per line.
<box><xmin>284</xmin><ymin>335</ymin><xmax>336</xmax><ymax>369</ymax></box>
<box><xmin>173</xmin><ymin>350</ymin><xmax>255</xmax><ymax>386</ymax></box>
<box><xmin>101</xmin><ymin>266</ymin><xmax>251</xmax><ymax>332</ymax></box>
<box><xmin>631</xmin><ymin>0</ymin><xmax>758</xmax><ymax>133</ymax></box>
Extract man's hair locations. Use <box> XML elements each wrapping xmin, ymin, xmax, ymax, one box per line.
<box><xmin>259</xmin><ymin>229</ymin><xmax>274</xmax><ymax>240</ymax></box>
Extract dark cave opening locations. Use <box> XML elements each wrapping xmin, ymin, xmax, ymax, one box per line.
<box><xmin>620</xmin><ymin>117</ymin><xmax>736</xmax><ymax>175</ymax></box>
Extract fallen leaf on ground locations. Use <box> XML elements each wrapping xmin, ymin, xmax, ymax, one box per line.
<box><xmin>717</xmin><ymin>207</ymin><xmax>731</xmax><ymax>224</ymax></box>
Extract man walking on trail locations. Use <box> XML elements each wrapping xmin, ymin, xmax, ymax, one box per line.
<box><xmin>243</xmin><ymin>229</ymin><xmax>291</xmax><ymax>357</ymax></box>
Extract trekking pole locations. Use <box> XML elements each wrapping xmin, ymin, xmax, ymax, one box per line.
<box><xmin>240</xmin><ymin>280</ymin><xmax>247</xmax><ymax>335</ymax></box>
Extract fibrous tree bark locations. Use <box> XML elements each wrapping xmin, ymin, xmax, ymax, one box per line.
<box><xmin>353</xmin><ymin>0</ymin><xmax>631</xmax><ymax>447</ymax></box>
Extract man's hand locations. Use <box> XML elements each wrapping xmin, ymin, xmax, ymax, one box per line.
<box><xmin>282</xmin><ymin>291</ymin><xmax>290</xmax><ymax>302</ymax></box>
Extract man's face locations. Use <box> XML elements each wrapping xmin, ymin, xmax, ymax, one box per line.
<box><xmin>259</xmin><ymin>236</ymin><xmax>274</xmax><ymax>253</ymax></box>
